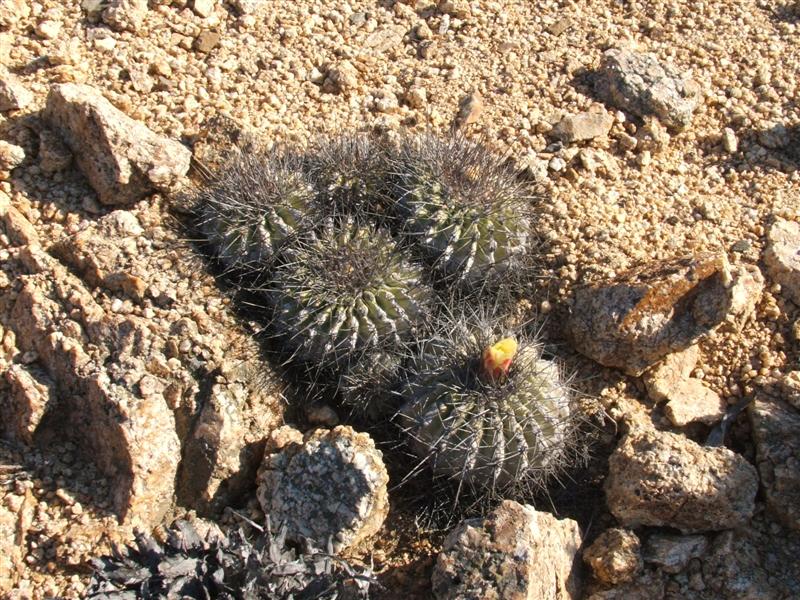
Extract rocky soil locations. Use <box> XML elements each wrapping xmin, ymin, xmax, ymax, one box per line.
<box><xmin>0</xmin><ymin>0</ymin><xmax>799</xmax><ymax>598</ymax></box>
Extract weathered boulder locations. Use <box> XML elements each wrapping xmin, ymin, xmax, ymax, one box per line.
<box><xmin>432</xmin><ymin>499</ymin><xmax>582</xmax><ymax>599</ymax></box>
<box><xmin>42</xmin><ymin>83</ymin><xmax>191</xmax><ymax>205</ymax></box>
<box><xmin>2</xmin><ymin>203</ymin><xmax>284</xmax><ymax>529</ymax></box>
<box><xmin>605</xmin><ymin>428</ymin><xmax>757</xmax><ymax>532</ymax></box>
<box><xmin>0</xmin><ymin>139</ymin><xmax>24</xmax><ymax>173</ymax></box>
<box><xmin>0</xmin><ymin>190</ymin><xmax>38</xmax><ymax>246</ymax></box>
<box><xmin>749</xmin><ymin>399</ymin><xmax>800</xmax><ymax>530</ymax></box>
<box><xmin>11</xmin><ymin>245</ymin><xmax>181</xmax><ymax>530</ymax></box>
<box><xmin>257</xmin><ymin>425</ymin><xmax>389</xmax><ymax>554</ymax></box>
<box><xmin>585</xmin><ymin>570</ymin><xmax>664</xmax><ymax>600</ymax></box>
<box><xmin>595</xmin><ymin>48</ymin><xmax>698</xmax><ymax>130</ymax></box>
<box><xmin>2</xmin><ymin>364</ymin><xmax>57</xmax><ymax>444</ymax></box>
<box><xmin>177</xmin><ymin>361</ymin><xmax>281</xmax><ymax>515</ymax></box>
<box><xmin>764</xmin><ymin>218</ymin><xmax>800</xmax><ymax>305</ymax></box>
<box><xmin>582</xmin><ymin>528</ymin><xmax>642</xmax><ymax>585</ymax></box>
<box><xmin>38</xmin><ymin>128</ymin><xmax>73</xmax><ymax>174</ymax></box>
<box><xmin>568</xmin><ymin>254</ymin><xmax>738</xmax><ymax>375</ymax></box>
<box><xmin>51</xmin><ymin>210</ymin><xmax>149</xmax><ymax>300</ymax></box>
<box><xmin>0</xmin><ymin>67</ymin><xmax>33</xmax><ymax>112</ymax></box>
<box><xmin>49</xmin><ymin>206</ymin><xmax>283</xmax><ymax>517</ymax></box>
<box><xmin>702</xmin><ymin>530</ymin><xmax>772</xmax><ymax>599</ymax></box>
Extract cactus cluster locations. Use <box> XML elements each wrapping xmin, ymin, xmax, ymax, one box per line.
<box><xmin>192</xmin><ymin>132</ymin><xmax>582</xmax><ymax>506</ymax></box>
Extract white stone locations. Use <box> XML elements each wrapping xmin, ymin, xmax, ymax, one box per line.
<box><xmin>764</xmin><ymin>218</ymin><xmax>800</xmax><ymax>305</ymax></box>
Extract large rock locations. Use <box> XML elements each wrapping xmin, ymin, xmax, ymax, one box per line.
<box><xmin>49</xmin><ymin>206</ymin><xmax>283</xmax><ymax>517</ymax></box>
<box><xmin>256</xmin><ymin>425</ymin><xmax>389</xmax><ymax>554</ymax></box>
<box><xmin>585</xmin><ymin>570</ymin><xmax>664</xmax><ymax>600</ymax></box>
<box><xmin>568</xmin><ymin>254</ymin><xmax>737</xmax><ymax>376</ymax></box>
<box><xmin>2</xmin><ymin>364</ymin><xmax>57</xmax><ymax>444</ymax></box>
<box><xmin>0</xmin><ymin>190</ymin><xmax>37</xmax><ymax>246</ymax></box>
<box><xmin>582</xmin><ymin>528</ymin><xmax>642</xmax><ymax>585</ymax></box>
<box><xmin>10</xmin><ymin>245</ymin><xmax>181</xmax><ymax>530</ymax></box>
<box><xmin>553</xmin><ymin>109</ymin><xmax>614</xmax><ymax>143</ymax></box>
<box><xmin>176</xmin><ymin>361</ymin><xmax>281</xmax><ymax>515</ymax></box>
<box><xmin>595</xmin><ymin>48</ymin><xmax>698</xmax><ymax>130</ymax></box>
<box><xmin>701</xmin><ymin>530</ymin><xmax>773</xmax><ymax>599</ymax></box>
<box><xmin>51</xmin><ymin>210</ymin><xmax>148</xmax><ymax>301</ymax></box>
<box><xmin>605</xmin><ymin>429</ymin><xmax>757</xmax><ymax>532</ymax></box>
<box><xmin>42</xmin><ymin>83</ymin><xmax>191</xmax><ymax>205</ymax></box>
<box><xmin>0</xmin><ymin>67</ymin><xmax>33</xmax><ymax>112</ymax></box>
<box><xmin>749</xmin><ymin>399</ymin><xmax>800</xmax><ymax>530</ymax></box>
<box><xmin>432</xmin><ymin>499</ymin><xmax>582</xmax><ymax>600</ymax></box>
<box><xmin>2</xmin><ymin>204</ymin><xmax>284</xmax><ymax>528</ymax></box>
<box><xmin>764</xmin><ymin>218</ymin><xmax>800</xmax><ymax>305</ymax></box>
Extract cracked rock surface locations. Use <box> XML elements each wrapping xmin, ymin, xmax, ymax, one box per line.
<box><xmin>432</xmin><ymin>499</ymin><xmax>583</xmax><ymax>600</ymax></box>
<box><xmin>604</xmin><ymin>428</ymin><xmax>758</xmax><ymax>532</ymax></box>
<box><xmin>256</xmin><ymin>425</ymin><xmax>389</xmax><ymax>554</ymax></box>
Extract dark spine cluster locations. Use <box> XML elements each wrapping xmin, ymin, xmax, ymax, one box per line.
<box><xmin>195</xmin><ymin>149</ymin><xmax>317</xmax><ymax>277</ymax></box>
<box><xmin>86</xmin><ymin>519</ymin><xmax>375</xmax><ymax>600</ymax></box>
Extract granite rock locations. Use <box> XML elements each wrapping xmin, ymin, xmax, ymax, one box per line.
<box><xmin>43</xmin><ymin>83</ymin><xmax>191</xmax><ymax>205</ymax></box>
<box><xmin>605</xmin><ymin>428</ymin><xmax>757</xmax><ymax>532</ymax></box>
<box><xmin>432</xmin><ymin>499</ymin><xmax>582</xmax><ymax>599</ymax></box>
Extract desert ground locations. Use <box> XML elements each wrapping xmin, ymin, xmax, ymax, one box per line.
<box><xmin>0</xmin><ymin>0</ymin><xmax>799</xmax><ymax>598</ymax></box>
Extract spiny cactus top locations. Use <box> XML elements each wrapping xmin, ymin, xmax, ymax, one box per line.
<box><xmin>390</xmin><ymin>135</ymin><xmax>532</xmax><ymax>291</ymax></box>
<box><xmin>196</xmin><ymin>150</ymin><xmax>317</xmax><ymax>274</ymax></box>
<box><xmin>304</xmin><ymin>134</ymin><xmax>390</xmax><ymax>216</ymax></box>
<box><xmin>398</xmin><ymin>334</ymin><xmax>573</xmax><ymax>495</ymax></box>
<box><xmin>271</xmin><ymin>219</ymin><xmax>433</xmax><ymax>368</ymax></box>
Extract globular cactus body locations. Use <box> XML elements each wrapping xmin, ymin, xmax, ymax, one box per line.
<box><xmin>397</xmin><ymin>324</ymin><xmax>574</xmax><ymax>496</ymax></box>
<box><xmin>271</xmin><ymin>220</ymin><xmax>433</xmax><ymax>369</ymax></box>
<box><xmin>196</xmin><ymin>150</ymin><xmax>317</xmax><ymax>274</ymax></box>
<box><xmin>390</xmin><ymin>136</ymin><xmax>532</xmax><ymax>291</ymax></box>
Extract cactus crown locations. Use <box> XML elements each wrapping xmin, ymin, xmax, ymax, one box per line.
<box><xmin>304</xmin><ymin>135</ymin><xmax>390</xmax><ymax>217</ymax></box>
<box><xmin>195</xmin><ymin>149</ymin><xmax>317</xmax><ymax>275</ymax></box>
<box><xmin>390</xmin><ymin>135</ymin><xmax>533</xmax><ymax>291</ymax></box>
<box><xmin>270</xmin><ymin>217</ymin><xmax>432</xmax><ymax>368</ymax></box>
<box><xmin>396</xmin><ymin>313</ymin><xmax>575</xmax><ymax>502</ymax></box>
